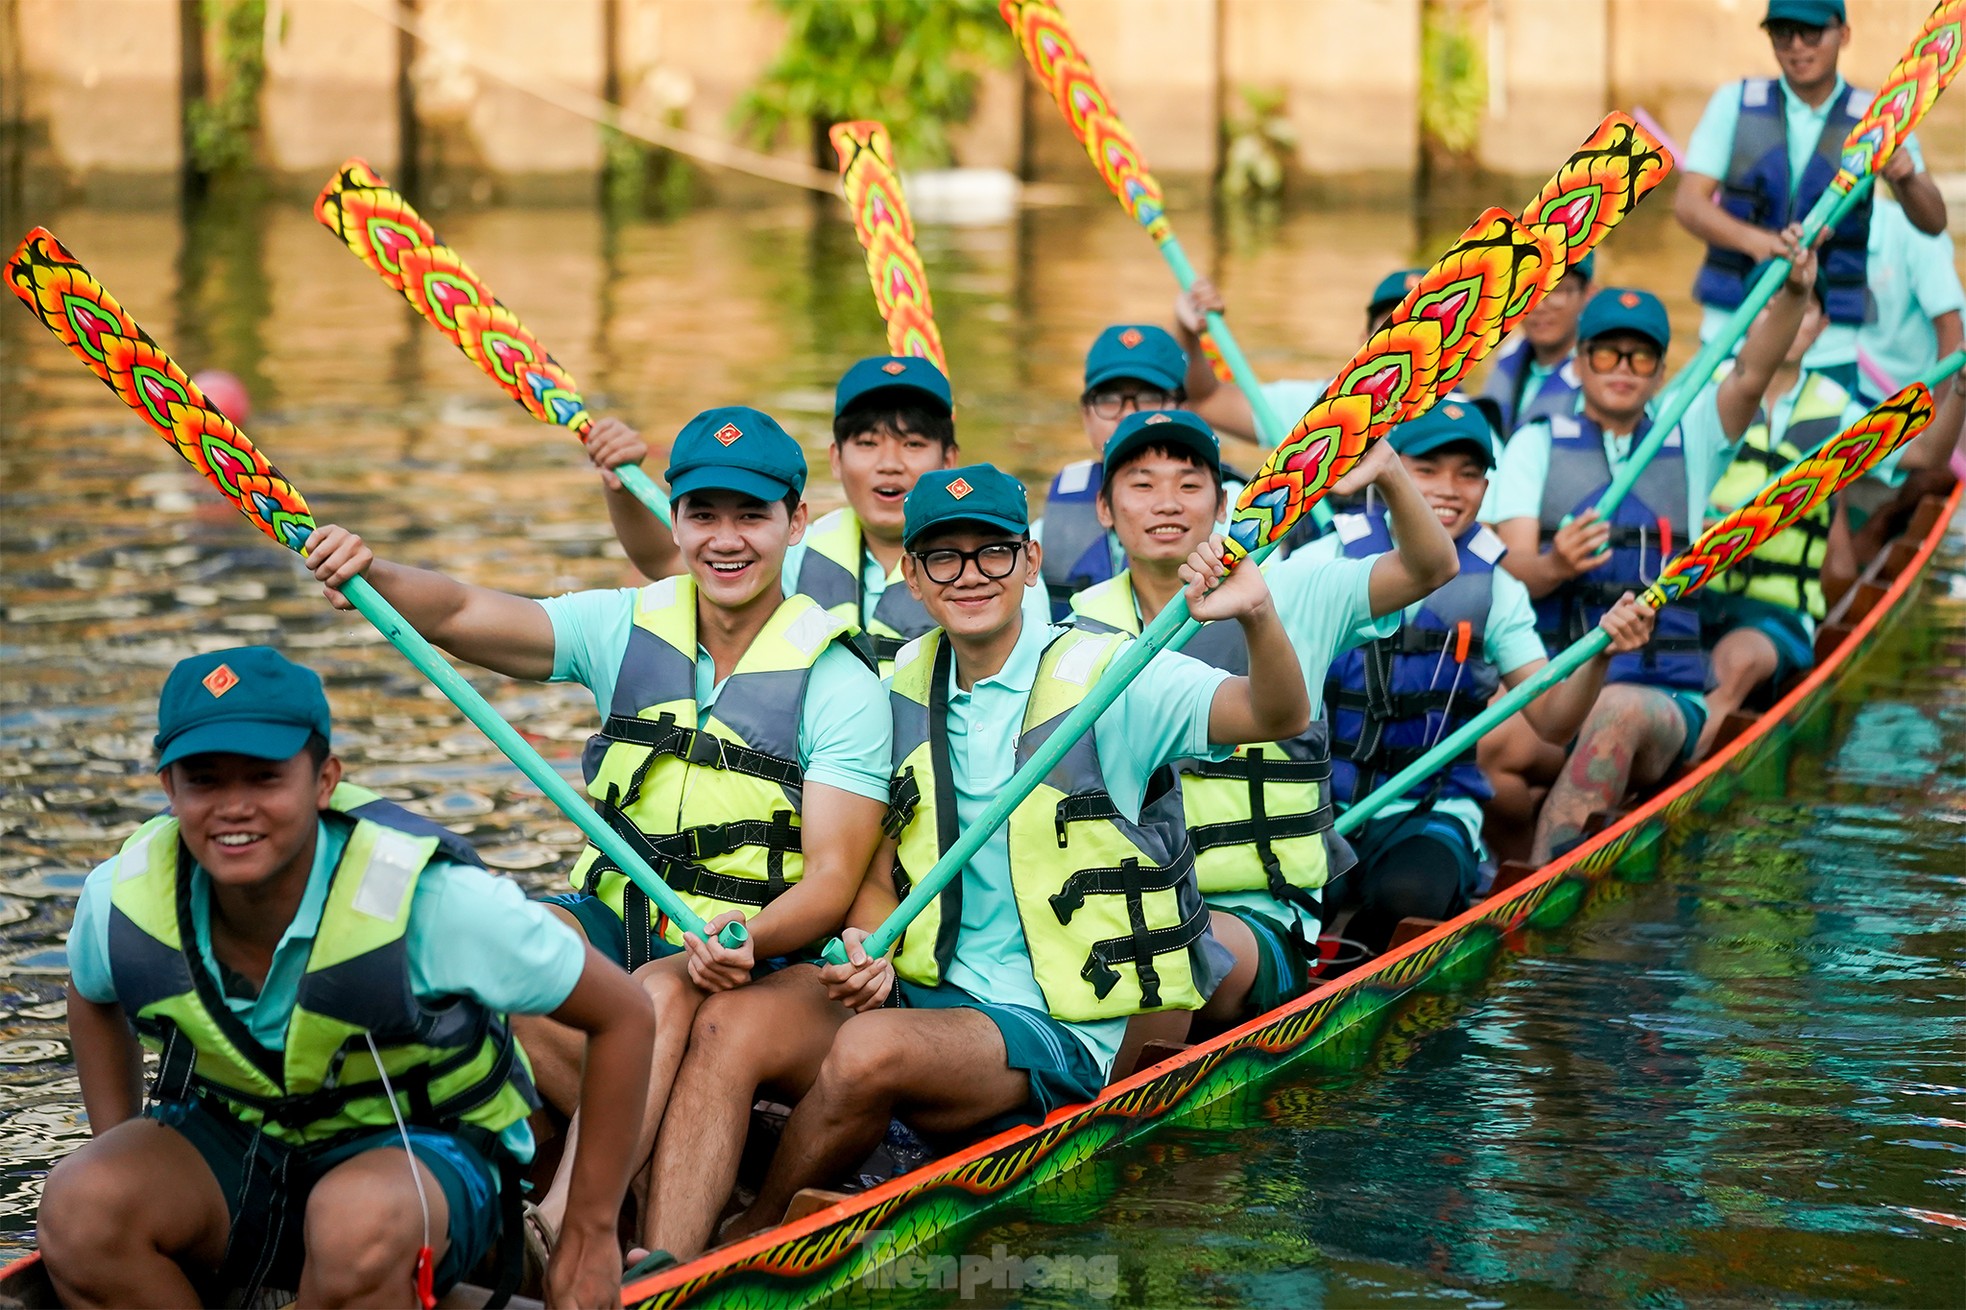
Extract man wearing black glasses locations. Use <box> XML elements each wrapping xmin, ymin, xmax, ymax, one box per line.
<box><xmin>1674</xmin><ymin>0</ymin><xmax>1947</xmax><ymax>396</ymax></box>
<box><xmin>1477</xmin><ymin>273</ymin><xmax>1811</xmax><ymax>864</ymax></box>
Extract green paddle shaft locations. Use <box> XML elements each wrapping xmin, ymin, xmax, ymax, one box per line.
<box><xmin>1590</xmin><ymin>174</ymin><xmax>1876</xmax><ymax>521</ymax></box>
<box><xmin>609</xmin><ymin>455</ymin><xmax>676</xmax><ymax>530</ymax></box>
<box><xmin>1158</xmin><ymin>234</ymin><xmax>1337</xmax><ymax>533</ymax></box>
<box><xmin>821</xmin><ymin>539</ymin><xmax>1281</xmax><ymax>968</ymax></box>
<box><xmin>338</xmin><ymin>574</ymin><xmax>742</xmax><ymax>948</ymax></box>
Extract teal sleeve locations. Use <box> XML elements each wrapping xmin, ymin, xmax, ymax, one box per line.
<box><xmin>65</xmin><ymin>857</ymin><xmax>120</xmax><ymax>1004</ymax></box>
<box><xmin>1903</xmin><ymin>132</ymin><xmax>1926</xmax><ymax>173</ymax></box>
<box><xmin>538</xmin><ymin>587</ymin><xmax>639</xmax><ymax>715</ymax></box>
<box><xmin>796</xmin><ymin>644</ymin><xmax>893</xmax><ymax>803</ymax></box>
<box><xmin>1485</xmin><ymin>570</ymin><xmax>1549</xmax><ymax>675</ymax></box>
<box><xmin>1268</xmin><ymin>551</ymin><xmax>1395</xmax><ymax>677</ymax></box>
<box><xmin>1683</xmin><ymin>83</ymin><xmax>1739</xmax><ymax>178</ymax></box>
<box><xmin>1480</xmin><ymin>421</ymin><xmax>1552</xmax><ymax>524</ymax></box>
<box><xmin>1260</xmin><ymin>379</ymin><xmax>1331</xmax><ymax>426</ymax></box>
<box><xmin>1101</xmin><ymin>649</ymin><xmax>1232</xmax><ymax>817</ymax></box>
<box><xmin>1675</xmin><ymin>383</ymin><xmax>1733</xmax><ymax>519</ymax></box>
<box><xmin>407</xmin><ymin>862</ymin><xmax>587</xmax><ymax>1016</ymax></box>
<box><xmin>1907</xmin><ymin>226</ymin><xmax>1965</xmax><ymax>317</ymax></box>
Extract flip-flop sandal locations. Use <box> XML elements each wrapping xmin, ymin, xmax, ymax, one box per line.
<box><xmin>622</xmin><ymin>1249</ymin><xmax>678</xmax><ymax>1281</ymax></box>
<box><xmin>520</xmin><ymin>1201</ymin><xmax>556</xmax><ymax>1292</ymax></box>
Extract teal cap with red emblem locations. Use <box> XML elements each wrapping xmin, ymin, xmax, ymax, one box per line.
<box><xmin>665</xmin><ymin>405</ymin><xmax>809</xmax><ymax>503</ymax></box>
<box><xmin>155</xmin><ymin>646</ymin><xmax>332</xmax><ymax>768</ymax></box>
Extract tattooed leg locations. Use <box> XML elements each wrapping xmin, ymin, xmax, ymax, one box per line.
<box><xmin>1531</xmin><ymin>685</ymin><xmax>1688</xmax><ymax>863</ymax></box>
<box><xmin>1479</xmin><ymin>713</ymin><xmax>1566</xmax><ymax>864</ymax></box>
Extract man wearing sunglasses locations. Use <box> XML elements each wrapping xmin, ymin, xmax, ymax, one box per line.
<box><xmin>1479</xmin><ymin>274</ymin><xmax>1810</xmax><ymax>864</ymax></box>
<box><xmin>1674</xmin><ymin>0</ymin><xmax>1947</xmax><ymax>397</ymax></box>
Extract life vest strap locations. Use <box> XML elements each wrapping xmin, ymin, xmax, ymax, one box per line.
<box><xmin>885</xmin><ymin>769</ymin><xmax>922</xmax><ymax>839</ymax></box>
<box><xmin>598</xmin><ymin>713</ymin><xmax>806</xmax><ymax>795</ymax></box>
<box><xmin>1080</xmin><ymin>888</ymin><xmax>1210</xmax><ymax>1008</ymax></box>
<box><xmin>1176</xmin><ymin>754</ymin><xmax>1331</xmax><ymax>785</ymax></box>
<box><xmin>586</xmin><ymin>797</ymin><xmax>799</xmax><ymax>910</ymax></box>
<box><xmin>1187</xmin><ymin>803</ymin><xmax>1336</xmax><ymax>853</ymax></box>
<box><xmin>1046</xmin><ymin>845</ymin><xmax>1198</xmax><ymax>925</ymax></box>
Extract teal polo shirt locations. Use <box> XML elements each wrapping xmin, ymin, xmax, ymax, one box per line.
<box><xmin>539</xmin><ymin>582</ymin><xmax>891</xmax><ymax>803</ymax></box>
<box><xmin>1857</xmin><ymin>197</ymin><xmax>1965</xmax><ymax>401</ymax></box>
<box><xmin>920</xmin><ymin>618</ymin><xmax>1233</xmax><ymax>1076</ymax></box>
<box><xmin>1684</xmin><ymin>75</ymin><xmax>1928</xmax><ymax>371</ymax></box>
<box><xmin>68</xmin><ymin>817</ymin><xmax>586</xmax><ymax>1161</ymax></box>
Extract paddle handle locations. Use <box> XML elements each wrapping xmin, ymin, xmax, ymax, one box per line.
<box><xmin>339</xmin><ymin>576</ymin><xmax>743</xmax><ymax>949</ymax></box>
<box><xmin>1158</xmin><ymin>234</ymin><xmax>1337</xmax><ymax>533</ymax></box>
<box><xmin>1590</xmin><ymin>175</ymin><xmax>1874</xmax><ymax>521</ymax></box>
<box><xmin>614</xmin><ymin>461</ymin><xmax>675</xmax><ymax>530</ymax></box>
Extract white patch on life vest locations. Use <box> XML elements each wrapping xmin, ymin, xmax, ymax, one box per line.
<box><xmin>352</xmin><ymin>829</ymin><xmax>422</xmax><ymax>921</ymax></box>
<box><xmin>1468</xmin><ymin>525</ymin><xmax>1507</xmax><ymax>564</ymax></box>
<box><xmin>1051</xmin><ymin>632</ymin><xmax>1115</xmax><ymax>686</ymax></box>
<box><xmin>1663</xmin><ymin>427</ymin><xmax>1683</xmax><ymax>449</ymax></box>
<box><xmin>1743</xmin><ymin>78</ymin><xmax>1774</xmax><ymax>109</ymax></box>
<box><xmin>1333</xmin><ymin>512</ymin><xmax>1372</xmax><ymax>544</ymax></box>
<box><xmin>1558</xmin><ymin>359</ymin><xmax>1579</xmax><ymax>387</ymax></box>
<box><xmin>1846</xmin><ymin>88</ymin><xmax>1872</xmax><ymax>115</ymax></box>
<box><xmin>1550</xmin><ymin>415</ymin><xmax>1582</xmax><ymax>439</ymax></box>
<box><xmin>115</xmin><ymin>826</ymin><xmax>158</xmax><ymax>881</ymax></box>
<box><xmin>782</xmin><ymin>605</ymin><xmax>839</xmax><ymax>659</ymax></box>
<box><xmin>1054</xmin><ymin>461</ymin><xmax>1094</xmax><ymax>496</ymax></box>
<box><xmin>639</xmin><ymin>575</ymin><xmax>681</xmax><ymax>614</ymax></box>
<box><xmin>894</xmin><ymin>634</ymin><xmax>928</xmax><ymax>669</ymax></box>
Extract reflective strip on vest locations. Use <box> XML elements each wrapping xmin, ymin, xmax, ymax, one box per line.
<box><xmin>886</xmin><ymin>627</ymin><xmax>1210</xmax><ymax>1020</ymax></box>
<box><xmin>793</xmin><ymin>507</ymin><xmax>934</xmax><ymax>673</ymax></box>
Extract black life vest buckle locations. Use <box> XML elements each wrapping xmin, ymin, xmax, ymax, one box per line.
<box><xmin>680</xmin><ymin>729</ymin><xmax>728</xmax><ymax>770</ymax></box>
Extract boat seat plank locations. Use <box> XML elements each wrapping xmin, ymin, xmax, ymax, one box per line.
<box><xmin>1136</xmin><ymin>1039</ymin><xmax>1195</xmax><ymax>1070</ymax></box>
<box><xmin>784</xmin><ymin>1188</ymin><xmax>852</xmax><ymax>1224</ymax></box>
<box><xmin>1387</xmin><ymin>917</ymin><xmax>1443</xmax><ymax>950</ymax></box>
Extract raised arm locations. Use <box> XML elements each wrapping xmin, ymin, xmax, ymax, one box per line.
<box><xmin>1883</xmin><ymin>148</ymin><xmax>1949</xmax><ymax>237</ymax></box>
<box><xmin>303</xmin><ymin>525</ymin><xmax>558</xmax><ymax>679</ymax></box>
<box><xmin>585</xmin><ymin>417</ymin><xmax>682</xmax><ymax>581</ymax></box>
<box><xmin>1173</xmin><ymin>279</ymin><xmax>1264</xmax><ymax>441</ymax></box>
<box><xmin>1182</xmin><ymin>535</ymin><xmax>1312</xmax><ymax>745</ymax></box>
<box><xmin>1717</xmin><ymin>225</ymin><xmax>1820</xmax><ymax>439</ymax></box>
<box><xmin>1339</xmin><ymin>442</ymin><xmax>1460</xmax><ymax>615</ymax></box>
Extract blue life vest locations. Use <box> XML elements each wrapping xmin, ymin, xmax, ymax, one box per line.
<box><xmin>1692</xmin><ymin>78</ymin><xmax>1873</xmax><ymax>326</ymax></box>
<box><xmin>1039</xmin><ymin>460</ymin><xmax>1118</xmax><ymax>619</ymax></box>
<box><xmin>1480</xmin><ymin>338</ymin><xmax>1581</xmax><ymax>436</ymax></box>
<box><xmin>1534</xmin><ymin>414</ymin><xmax>1708</xmax><ymax>691</ymax></box>
<box><xmin>1324</xmin><ymin>509</ymin><xmax>1504</xmax><ymax>808</ymax></box>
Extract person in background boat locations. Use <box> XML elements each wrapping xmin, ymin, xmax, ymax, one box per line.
<box><xmin>1855</xmin><ymin>197</ymin><xmax>1964</xmax><ymax>407</ymax></box>
<box><xmin>721</xmin><ymin>463</ymin><xmax>1313</xmax><ymax>1243</ymax></box>
<box><xmin>1673</xmin><ymin>0</ymin><xmax>1946</xmax><ymax>396</ymax></box>
<box><xmin>1071</xmin><ymin>409</ymin><xmax>1457</xmax><ymax>1036</ymax></box>
<box><xmin>1035</xmin><ymin>324</ymin><xmax>1190</xmax><ymax>617</ymax></box>
<box><xmin>1478</xmin><ymin>253</ymin><xmax>1596</xmax><ymax>438</ymax></box>
<box><xmin>1173</xmin><ymin>267</ymin><xmax>1426</xmax><ymax>444</ymax></box>
<box><xmin>1298</xmin><ymin>405</ymin><xmax>1655</xmax><ymax>955</ymax></box>
<box><xmin>43</xmin><ymin>647</ymin><xmax>654</xmax><ymax>1309</ymax></box>
<box><xmin>779</xmin><ymin>355</ymin><xmax>1050</xmax><ymax>674</ymax></box>
<box><xmin>300</xmin><ymin>407</ymin><xmax>890</xmax><ymax>1254</ymax></box>
<box><xmin>1478</xmin><ymin>268</ymin><xmax>1807</xmax><ymax>864</ymax></box>
<box><xmin>191</xmin><ymin>369</ymin><xmax>252</xmax><ymax>427</ymax></box>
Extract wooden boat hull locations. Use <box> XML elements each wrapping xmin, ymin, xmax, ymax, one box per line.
<box><xmin>623</xmin><ymin>487</ymin><xmax>1962</xmax><ymax>1310</ymax></box>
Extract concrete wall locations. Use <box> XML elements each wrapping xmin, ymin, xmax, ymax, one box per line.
<box><xmin>12</xmin><ymin>0</ymin><xmax>182</xmax><ymax>203</ymax></box>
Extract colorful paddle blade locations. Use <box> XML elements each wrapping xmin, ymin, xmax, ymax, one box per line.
<box><xmin>1643</xmin><ymin>381</ymin><xmax>1935</xmax><ymax>607</ymax></box>
<box><xmin>6</xmin><ymin>228</ymin><xmax>316</xmax><ymax>552</ymax></box>
<box><xmin>1001</xmin><ymin>0</ymin><xmax>1170</xmax><ymax>243</ymax></box>
<box><xmin>1519</xmin><ymin>111</ymin><xmax>1675</xmax><ymax>275</ymax></box>
<box><xmin>1383</xmin><ymin>208</ymin><xmax>1563</xmax><ymax>397</ymax></box>
<box><xmin>828</xmin><ymin>121</ymin><xmax>951</xmax><ymax>378</ymax></box>
<box><xmin>314</xmin><ymin>159</ymin><xmax>593</xmax><ymax>434</ymax></box>
<box><xmin>1834</xmin><ymin>1</ymin><xmax>1965</xmax><ymax>186</ymax></box>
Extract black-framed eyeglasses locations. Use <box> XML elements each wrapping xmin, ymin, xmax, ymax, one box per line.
<box><xmin>1584</xmin><ymin>342</ymin><xmax>1663</xmax><ymax>378</ymax></box>
<box><xmin>1766</xmin><ymin>20</ymin><xmax>1830</xmax><ymax>47</ymax></box>
<box><xmin>1082</xmin><ymin>386</ymin><xmax>1175</xmax><ymax>421</ymax></box>
<box><xmin>911</xmin><ymin>541</ymin><xmax>1025</xmax><ymax>585</ymax></box>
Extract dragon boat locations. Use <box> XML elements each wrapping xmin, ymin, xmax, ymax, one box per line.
<box><xmin>5</xmin><ymin>490</ymin><xmax>1950</xmax><ymax>1309</ymax></box>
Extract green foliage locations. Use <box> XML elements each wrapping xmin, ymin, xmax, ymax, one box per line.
<box><xmin>738</xmin><ymin>0</ymin><xmax>1014</xmax><ymax>169</ymax></box>
<box><xmin>1420</xmin><ymin>0</ymin><xmax>1485</xmax><ymax>159</ymax></box>
<box><xmin>185</xmin><ymin>0</ymin><xmax>268</xmax><ymax>175</ymax></box>
<box><xmin>1220</xmin><ymin>85</ymin><xmax>1295</xmax><ymax>200</ymax></box>
<box><xmin>602</xmin><ymin>121</ymin><xmax>696</xmax><ymax>219</ymax></box>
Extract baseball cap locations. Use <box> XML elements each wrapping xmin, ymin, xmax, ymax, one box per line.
<box><xmin>1083</xmin><ymin>324</ymin><xmax>1187</xmax><ymax>393</ymax></box>
<box><xmin>1388</xmin><ymin>399</ymin><xmax>1498</xmax><ymax>471</ymax></box>
<box><xmin>1368</xmin><ymin>267</ymin><xmax>1427</xmax><ymax>320</ymax></box>
<box><xmin>155</xmin><ymin>647</ymin><xmax>332</xmax><ymax>769</ymax></box>
<box><xmin>1103</xmin><ymin>409</ymin><xmax>1222</xmax><ymax>478</ymax></box>
<box><xmin>834</xmin><ymin>355</ymin><xmax>954</xmax><ymax>418</ymax></box>
<box><xmin>1764</xmin><ymin>0</ymin><xmax>1844</xmax><ymax>26</ymax></box>
<box><xmin>665</xmin><ymin>406</ymin><xmax>808</xmax><ymax>503</ymax></box>
<box><xmin>1577</xmin><ymin>287</ymin><xmax>1672</xmax><ymax>352</ymax></box>
<box><xmin>902</xmin><ymin>464</ymin><xmax>1030</xmax><ymax>547</ymax></box>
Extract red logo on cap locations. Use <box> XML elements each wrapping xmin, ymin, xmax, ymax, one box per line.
<box><xmin>1619</xmin><ymin>291</ymin><xmax>1641</xmax><ymax>309</ymax></box>
<box><xmin>1145</xmin><ymin>413</ymin><xmax>1172</xmax><ymax>424</ymax></box>
<box><xmin>1119</xmin><ymin>328</ymin><xmax>1143</xmax><ymax>348</ymax></box>
<box><xmin>947</xmin><ymin>476</ymin><xmax>974</xmax><ymax>500</ymax></box>
<box><xmin>881</xmin><ymin>361</ymin><xmax>907</xmax><ymax>375</ymax></box>
<box><xmin>202</xmin><ymin>664</ymin><xmax>239</xmax><ymax>698</ymax></box>
<box><xmin>714</xmin><ymin>422</ymin><xmax>743</xmax><ymax>446</ymax></box>
<box><xmin>1444</xmin><ymin>403</ymin><xmax>1463</xmax><ymax>419</ymax></box>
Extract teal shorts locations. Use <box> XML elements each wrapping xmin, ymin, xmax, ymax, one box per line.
<box><xmin>146</xmin><ymin>1096</ymin><xmax>501</xmax><ymax>1298</ymax></box>
<box><xmin>1663</xmin><ymin>689</ymin><xmax>1710</xmax><ymax>765</ymax></box>
<box><xmin>1218</xmin><ymin>908</ymin><xmax>1314</xmax><ymax>1019</ymax></box>
<box><xmin>897</xmin><ymin>980</ymin><xmax>1107</xmax><ymax>1133</ymax></box>
<box><xmin>538</xmin><ymin>890</ymin><xmax>680</xmax><ymax>971</ymax></box>
<box><xmin>1703</xmin><ymin>592</ymin><xmax>1815</xmax><ymax>687</ymax></box>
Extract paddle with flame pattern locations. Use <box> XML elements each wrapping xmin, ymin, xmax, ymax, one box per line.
<box><xmin>829</xmin><ymin>122</ymin><xmax>951</xmax><ymax>379</ymax></box>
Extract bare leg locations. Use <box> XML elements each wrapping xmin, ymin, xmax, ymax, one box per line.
<box><xmin>536</xmin><ymin>952</ymin><xmax>704</xmax><ymax>1235</ymax></box>
<box><xmin>1531</xmin><ymin>685</ymin><xmax>1688</xmax><ymax>863</ymax></box>
<box><xmin>643</xmin><ymin>965</ymin><xmax>848</xmax><ymax>1259</ymax></box>
<box><xmin>1694</xmin><ymin>627</ymin><xmax>1778</xmax><ymax>760</ymax></box>
<box><xmin>724</xmin><ymin>1007</ymin><xmax>1030</xmax><ymax>1244</ymax></box>
<box><xmin>297</xmin><ymin>1147</ymin><xmax>452</xmax><ymax>1308</ymax></box>
<box><xmin>39</xmin><ymin>1118</ymin><xmax>231</xmax><ymax>1307</ymax></box>
<box><xmin>1479</xmin><ymin>713</ymin><xmax>1566</xmax><ymax>865</ymax></box>
<box><xmin>512</xmin><ymin>904</ymin><xmax>592</xmax><ymax>1115</ymax></box>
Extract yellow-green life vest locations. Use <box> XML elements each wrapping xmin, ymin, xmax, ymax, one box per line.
<box><xmin>1707</xmin><ymin>371</ymin><xmax>1848</xmax><ymax>620</ymax></box>
<box><xmin>884</xmin><ymin>627</ymin><xmax>1210</xmax><ymax>1021</ymax></box>
<box><xmin>1072</xmin><ymin>573</ymin><xmax>1336</xmax><ymax>913</ymax></box>
<box><xmin>569</xmin><ymin>576</ymin><xmax>859</xmax><ymax>967</ymax></box>
<box><xmin>792</xmin><ymin>507</ymin><xmax>934</xmax><ymax>675</ymax></box>
<box><xmin>104</xmin><ymin>782</ymin><xmax>538</xmax><ymax>1152</ymax></box>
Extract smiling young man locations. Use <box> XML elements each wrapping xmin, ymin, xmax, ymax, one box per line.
<box><xmin>1674</xmin><ymin>0</ymin><xmax>1947</xmax><ymax>395</ymax></box>
<box><xmin>1480</xmin><ymin>274</ymin><xmax>1811</xmax><ymax>862</ymax></box>
<box><xmin>301</xmin><ymin>406</ymin><xmax>890</xmax><ymax>1249</ymax></box>
<box><xmin>715</xmin><ymin>461</ymin><xmax>1312</xmax><ymax>1241</ymax></box>
<box><xmin>44</xmin><ymin>648</ymin><xmax>654</xmax><ymax>1308</ymax></box>
<box><xmin>1071</xmin><ymin>408</ymin><xmax>1459</xmax><ymax>1024</ymax></box>
<box><xmin>1302</xmin><ymin>405</ymin><xmax>1655</xmax><ymax>953</ymax></box>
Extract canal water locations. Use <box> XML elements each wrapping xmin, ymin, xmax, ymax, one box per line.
<box><xmin>0</xmin><ymin>181</ymin><xmax>1959</xmax><ymax>1304</ymax></box>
